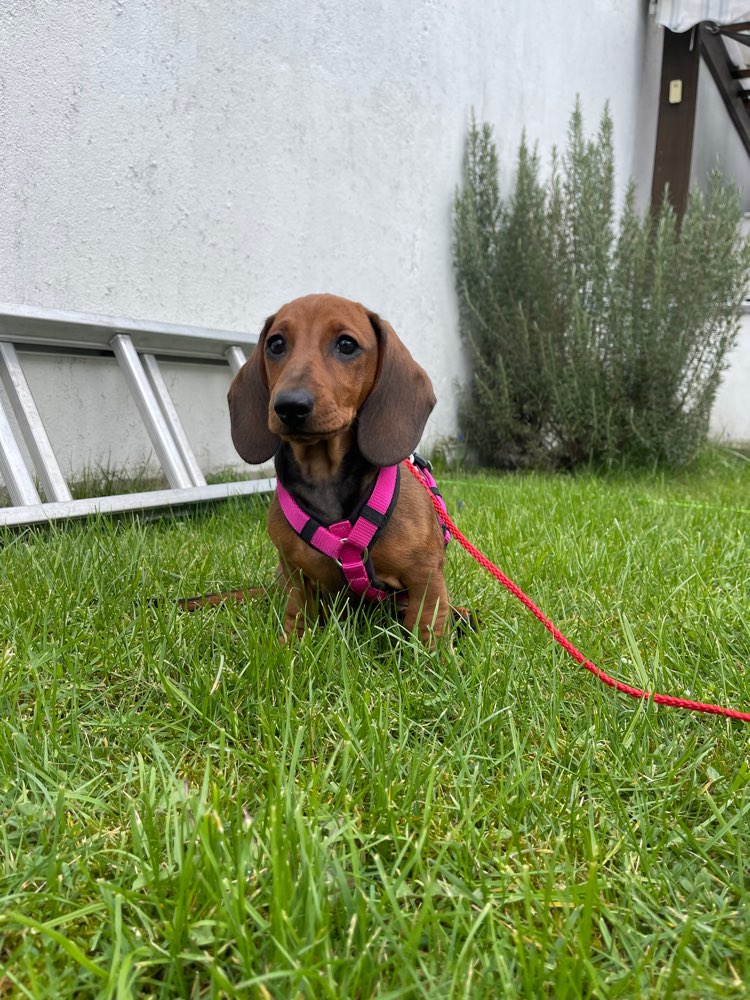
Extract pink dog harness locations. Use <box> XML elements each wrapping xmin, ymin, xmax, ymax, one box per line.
<box><xmin>276</xmin><ymin>454</ymin><xmax>450</xmax><ymax>603</ymax></box>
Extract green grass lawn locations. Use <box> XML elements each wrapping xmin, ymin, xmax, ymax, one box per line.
<box><xmin>1</xmin><ymin>449</ymin><xmax>749</xmax><ymax>998</ymax></box>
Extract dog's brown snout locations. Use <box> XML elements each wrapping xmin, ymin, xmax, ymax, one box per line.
<box><xmin>274</xmin><ymin>389</ymin><xmax>314</xmax><ymax>426</ymax></box>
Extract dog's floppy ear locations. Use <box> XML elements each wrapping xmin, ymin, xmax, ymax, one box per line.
<box><xmin>357</xmin><ymin>311</ymin><xmax>436</xmax><ymax>466</ymax></box>
<box><xmin>228</xmin><ymin>315</ymin><xmax>279</xmax><ymax>464</ymax></box>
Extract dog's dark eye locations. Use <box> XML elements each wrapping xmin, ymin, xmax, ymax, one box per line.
<box><xmin>335</xmin><ymin>335</ymin><xmax>360</xmax><ymax>356</ymax></box>
<box><xmin>266</xmin><ymin>334</ymin><xmax>286</xmax><ymax>357</ymax></box>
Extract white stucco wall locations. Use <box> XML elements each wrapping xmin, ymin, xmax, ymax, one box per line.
<box><xmin>710</xmin><ymin>312</ymin><xmax>750</xmax><ymax>445</ymax></box>
<box><xmin>0</xmin><ymin>1</ymin><xmax>665</xmax><ymax>488</ymax></box>
<box><xmin>693</xmin><ymin>63</ymin><xmax>750</xmax><ymax>448</ymax></box>
<box><xmin>692</xmin><ymin>61</ymin><xmax>750</xmax><ymax>210</ymax></box>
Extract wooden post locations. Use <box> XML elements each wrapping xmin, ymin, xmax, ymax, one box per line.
<box><xmin>651</xmin><ymin>28</ymin><xmax>701</xmax><ymax>218</ymax></box>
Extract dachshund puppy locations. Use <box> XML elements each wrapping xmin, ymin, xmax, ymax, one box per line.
<box><xmin>228</xmin><ymin>293</ymin><xmax>451</xmax><ymax>643</ymax></box>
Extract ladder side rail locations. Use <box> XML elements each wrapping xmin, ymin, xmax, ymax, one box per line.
<box><xmin>0</xmin><ymin>302</ymin><xmax>259</xmax><ymax>358</ymax></box>
<box><xmin>110</xmin><ymin>334</ymin><xmax>194</xmax><ymax>490</ymax></box>
<box><xmin>0</xmin><ymin>341</ymin><xmax>73</xmax><ymax>502</ymax></box>
<box><xmin>0</xmin><ymin>477</ymin><xmax>276</xmax><ymax>527</ymax></box>
<box><xmin>141</xmin><ymin>353</ymin><xmax>207</xmax><ymax>487</ymax></box>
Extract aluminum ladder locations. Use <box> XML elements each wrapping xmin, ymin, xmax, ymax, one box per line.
<box><xmin>0</xmin><ymin>304</ymin><xmax>273</xmax><ymax>526</ymax></box>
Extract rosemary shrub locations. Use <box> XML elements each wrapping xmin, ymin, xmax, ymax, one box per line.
<box><xmin>453</xmin><ymin>103</ymin><xmax>750</xmax><ymax>468</ymax></box>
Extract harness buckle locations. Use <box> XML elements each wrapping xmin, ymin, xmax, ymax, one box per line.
<box><xmin>410</xmin><ymin>451</ymin><xmax>433</xmax><ymax>473</ymax></box>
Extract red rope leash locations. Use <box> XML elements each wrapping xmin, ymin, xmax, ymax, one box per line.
<box><xmin>407</xmin><ymin>461</ymin><xmax>750</xmax><ymax>722</ymax></box>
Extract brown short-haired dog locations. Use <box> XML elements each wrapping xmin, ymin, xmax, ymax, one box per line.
<box><xmin>228</xmin><ymin>293</ymin><xmax>451</xmax><ymax>642</ymax></box>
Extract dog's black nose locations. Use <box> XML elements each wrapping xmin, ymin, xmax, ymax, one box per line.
<box><xmin>273</xmin><ymin>389</ymin><xmax>314</xmax><ymax>425</ymax></box>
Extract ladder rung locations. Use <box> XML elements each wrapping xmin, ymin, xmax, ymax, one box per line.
<box><xmin>111</xmin><ymin>333</ymin><xmax>194</xmax><ymax>490</ymax></box>
<box><xmin>0</xmin><ymin>395</ymin><xmax>41</xmax><ymax>506</ymax></box>
<box><xmin>225</xmin><ymin>345</ymin><xmax>247</xmax><ymax>376</ymax></box>
<box><xmin>142</xmin><ymin>353</ymin><xmax>207</xmax><ymax>487</ymax></box>
<box><xmin>0</xmin><ymin>340</ymin><xmax>72</xmax><ymax>503</ymax></box>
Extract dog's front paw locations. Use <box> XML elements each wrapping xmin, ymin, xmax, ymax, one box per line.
<box><xmin>451</xmin><ymin>605</ymin><xmax>480</xmax><ymax>636</ymax></box>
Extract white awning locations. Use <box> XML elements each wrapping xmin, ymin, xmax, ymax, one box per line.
<box><xmin>654</xmin><ymin>1</ymin><xmax>750</xmax><ymax>31</ymax></box>
<box><xmin>654</xmin><ymin>1</ymin><xmax>750</xmax><ymax>73</ymax></box>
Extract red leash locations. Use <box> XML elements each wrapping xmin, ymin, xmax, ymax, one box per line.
<box><xmin>407</xmin><ymin>461</ymin><xmax>750</xmax><ymax>722</ymax></box>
